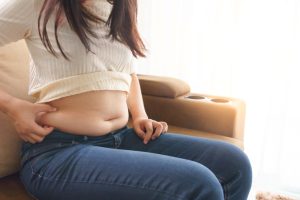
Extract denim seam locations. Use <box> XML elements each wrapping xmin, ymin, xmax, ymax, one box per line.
<box><xmin>216</xmin><ymin>175</ymin><xmax>228</xmax><ymax>200</ymax></box>
<box><xmin>216</xmin><ymin>170</ymin><xmax>242</xmax><ymax>200</ymax></box>
<box><xmin>19</xmin><ymin>173</ymin><xmax>40</xmax><ymax>200</ymax></box>
<box><xmin>25</xmin><ymin>191</ymin><xmax>39</xmax><ymax>200</ymax></box>
<box><xmin>28</xmin><ymin>165</ymin><xmax>187</xmax><ymax>200</ymax></box>
<box><xmin>225</xmin><ymin>170</ymin><xmax>242</xmax><ymax>200</ymax></box>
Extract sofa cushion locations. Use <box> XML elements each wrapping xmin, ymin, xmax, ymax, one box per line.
<box><xmin>0</xmin><ymin>173</ymin><xmax>32</xmax><ymax>200</ymax></box>
<box><xmin>137</xmin><ymin>74</ymin><xmax>190</xmax><ymax>98</ymax></box>
<box><xmin>0</xmin><ymin>40</ymin><xmax>34</xmax><ymax>178</ymax></box>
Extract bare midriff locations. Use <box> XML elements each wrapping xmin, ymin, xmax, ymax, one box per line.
<box><xmin>37</xmin><ymin>90</ymin><xmax>129</xmax><ymax>136</ymax></box>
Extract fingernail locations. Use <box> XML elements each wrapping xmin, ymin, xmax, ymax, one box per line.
<box><xmin>151</xmin><ymin>136</ymin><xmax>155</xmax><ymax>140</ymax></box>
<box><xmin>144</xmin><ymin>140</ymin><xmax>148</xmax><ymax>144</ymax></box>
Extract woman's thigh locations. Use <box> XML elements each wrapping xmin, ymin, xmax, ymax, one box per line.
<box><xmin>115</xmin><ymin>127</ymin><xmax>252</xmax><ymax>200</ymax></box>
<box><xmin>20</xmin><ymin>143</ymin><xmax>223</xmax><ymax>200</ymax></box>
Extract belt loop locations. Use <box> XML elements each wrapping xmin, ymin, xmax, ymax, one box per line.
<box><xmin>113</xmin><ymin>134</ymin><xmax>121</xmax><ymax>148</ymax></box>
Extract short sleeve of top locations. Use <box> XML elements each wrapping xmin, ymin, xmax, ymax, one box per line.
<box><xmin>129</xmin><ymin>56</ymin><xmax>138</xmax><ymax>74</ymax></box>
<box><xmin>0</xmin><ymin>0</ymin><xmax>34</xmax><ymax>47</ymax></box>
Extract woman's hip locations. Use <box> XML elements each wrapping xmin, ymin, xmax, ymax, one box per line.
<box><xmin>20</xmin><ymin>125</ymin><xmax>129</xmax><ymax>167</ymax></box>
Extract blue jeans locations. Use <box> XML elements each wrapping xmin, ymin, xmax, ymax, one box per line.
<box><xmin>19</xmin><ymin>125</ymin><xmax>252</xmax><ymax>200</ymax></box>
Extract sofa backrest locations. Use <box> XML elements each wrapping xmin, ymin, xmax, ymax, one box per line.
<box><xmin>0</xmin><ymin>40</ymin><xmax>35</xmax><ymax>178</ymax></box>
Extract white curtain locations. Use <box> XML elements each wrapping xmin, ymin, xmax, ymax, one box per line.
<box><xmin>136</xmin><ymin>0</ymin><xmax>300</xmax><ymax>199</ymax></box>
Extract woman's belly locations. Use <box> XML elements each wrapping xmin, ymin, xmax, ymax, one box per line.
<box><xmin>36</xmin><ymin>90</ymin><xmax>129</xmax><ymax>136</ymax></box>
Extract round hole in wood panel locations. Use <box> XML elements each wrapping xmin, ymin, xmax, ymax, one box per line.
<box><xmin>184</xmin><ymin>95</ymin><xmax>206</xmax><ymax>100</ymax></box>
<box><xmin>210</xmin><ymin>98</ymin><xmax>230</xmax><ymax>103</ymax></box>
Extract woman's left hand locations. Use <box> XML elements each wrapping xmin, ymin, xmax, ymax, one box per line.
<box><xmin>132</xmin><ymin>117</ymin><xmax>168</xmax><ymax>144</ymax></box>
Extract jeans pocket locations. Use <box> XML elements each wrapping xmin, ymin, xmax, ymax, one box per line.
<box><xmin>26</xmin><ymin>142</ymin><xmax>70</xmax><ymax>175</ymax></box>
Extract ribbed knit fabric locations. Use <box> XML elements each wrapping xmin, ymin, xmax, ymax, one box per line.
<box><xmin>0</xmin><ymin>0</ymin><xmax>137</xmax><ymax>103</ymax></box>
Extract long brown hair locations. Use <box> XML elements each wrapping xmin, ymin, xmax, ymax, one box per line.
<box><xmin>38</xmin><ymin>0</ymin><xmax>146</xmax><ymax>61</ymax></box>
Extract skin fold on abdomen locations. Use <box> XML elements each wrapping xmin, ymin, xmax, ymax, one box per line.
<box><xmin>37</xmin><ymin>90</ymin><xmax>130</xmax><ymax>136</ymax></box>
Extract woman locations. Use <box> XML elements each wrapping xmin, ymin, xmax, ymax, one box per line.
<box><xmin>0</xmin><ymin>0</ymin><xmax>252</xmax><ymax>199</ymax></box>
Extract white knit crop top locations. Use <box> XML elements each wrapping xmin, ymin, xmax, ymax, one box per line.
<box><xmin>0</xmin><ymin>0</ymin><xmax>137</xmax><ymax>103</ymax></box>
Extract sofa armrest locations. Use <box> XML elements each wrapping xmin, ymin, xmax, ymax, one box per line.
<box><xmin>137</xmin><ymin>74</ymin><xmax>246</xmax><ymax>142</ymax></box>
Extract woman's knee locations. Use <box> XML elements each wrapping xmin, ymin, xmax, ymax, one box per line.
<box><xmin>176</xmin><ymin>161</ymin><xmax>224</xmax><ymax>200</ymax></box>
<box><xmin>235</xmin><ymin>146</ymin><xmax>252</xmax><ymax>193</ymax></box>
<box><xmin>227</xmin><ymin>144</ymin><xmax>252</xmax><ymax>184</ymax></box>
<box><xmin>216</xmin><ymin>142</ymin><xmax>253</xmax><ymax>196</ymax></box>
<box><xmin>194</xmin><ymin>171</ymin><xmax>224</xmax><ymax>200</ymax></box>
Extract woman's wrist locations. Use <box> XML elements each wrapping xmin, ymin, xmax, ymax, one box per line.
<box><xmin>131</xmin><ymin>113</ymin><xmax>148</xmax><ymax>122</ymax></box>
<box><xmin>0</xmin><ymin>95</ymin><xmax>21</xmax><ymax>116</ymax></box>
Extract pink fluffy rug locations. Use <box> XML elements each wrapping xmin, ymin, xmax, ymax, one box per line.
<box><xmin>256</xmin><ymin>192</ymin><xmax>296</xmax><ymax>200</ymax></box>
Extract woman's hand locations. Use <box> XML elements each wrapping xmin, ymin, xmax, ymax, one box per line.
<box><xmin>6</xmin><ymin>98</ymin><xmax>57</xmax><ymax>144</ymax></box>
<box><xmin>132</xmin><ymin>117</ymin><xmax>168</xmax><ymax>144</ymax></box>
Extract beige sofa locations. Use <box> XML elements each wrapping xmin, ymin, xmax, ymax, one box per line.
<box><xmin>0</xmin><ymin>40</ymin><xmax>246</xmax><ymax>199</ymax></box>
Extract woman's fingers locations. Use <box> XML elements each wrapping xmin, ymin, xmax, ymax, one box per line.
<box><xmin>26</xmin><ymin>133</ymin><xmax>45</xmax><ymax>143</ymax></box>
<box><xmin>19</xmin><ymin>122</ymin><xmax>55</xmax><ymax>144</ymax></box>
<box><xmin>161</xmin><ymin>121</ymin><xmax>168</xmax><ymax>133</ymax></box>
<box><xmin>134</xmin><ymin>126</ymin><xmax>146</xmax><ymax>140</ymax></box>
<box><xmin>143</xmin><ymin>120</ymin><xmax>153</xmax><ymax>144</ymax></box>
<box><xmin>31</xmin><ymin>122</ymin><xmax>54</xmax><ymax>137</ymax></box>
<box><xmin>33</xmin><ymin>103</ymin><xmax>57</xmax><ymax>113</ymax></box>
<box><xmin>23</xmin><ymin>135</ymin><xmax>36</xmax><ymax>144</ymax></box>
<box><xmin>19</xmin><ymin>135</ymin><xmax>28</xmax><ymax>142</ymax></box>
<box><xmin>133</xmin><ymin>119</ymin><xmax>169</xmax><ymax>144</ymax></box>
<box><xmin>151</xmin><ymin>122</ymin><xmax>163</xmax><ymax>140</ymax></box>
<box><xmin>144</xmin><ymin>121</ymin><xmax>168</xmax><ymax>143</ymax></box>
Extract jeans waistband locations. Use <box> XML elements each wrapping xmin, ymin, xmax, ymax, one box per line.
<box><xmin>21</xmin><ymin>125</ymin><xmax>129</xmax><ymax>156</ymax></box>
<box><xmin>45</xmin><ymin>125</ymin><xmax>128</xmax><ymax>141</ymax></box>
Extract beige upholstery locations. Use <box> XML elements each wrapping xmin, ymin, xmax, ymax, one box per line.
<box><xmin>0</xmin><ymin>40</ymin><xmax>246</xmax><ymax>199</ymax></box>
<box><xmin>135</xmin><ymin>74</ymin><xmax>191</xmax><ymax>98</ymax></box>
<box><xmin>136</xmin><ymin>74</ymin><xmax>245</xmax><ymax>145</ymax></box>
<box><xmin>0</xmin><ymin>40</ymin><xmax>35</xmax><ymax>179</ymax></box>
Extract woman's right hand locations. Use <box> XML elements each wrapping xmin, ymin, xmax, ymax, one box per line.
<box><xmin>6</xmin><ymin>98</ymin><xmax>57</xmax><ymax>144</ymax></box>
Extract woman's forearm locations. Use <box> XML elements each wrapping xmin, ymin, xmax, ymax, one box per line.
<box><xmin>127</xmin><ymin>74</ymin><xmax>148</xmax><ymax>121</ymax></box>
<box><xmin>0</xmin><ymin>88</ymin><xmax>17</xmax><ymax>114</ymax></box>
